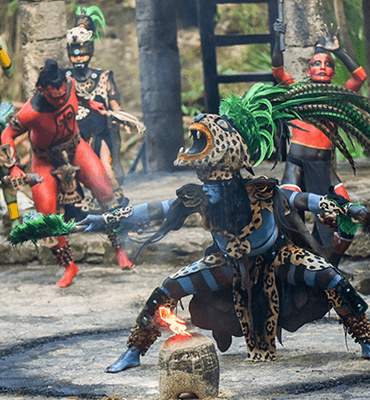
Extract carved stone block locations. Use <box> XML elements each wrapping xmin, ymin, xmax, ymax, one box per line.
<box><xmin>158</xmin><ymin>333</ymin><xmax>219</xmax><ymax>400</ymax></box>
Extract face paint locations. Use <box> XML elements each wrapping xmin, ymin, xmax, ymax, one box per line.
<box><xmin>39</xmin><ymin>82</ymin><xmax>67</xmax><ymax>109</ymax></box>
<box><xmin>69</xmin><ymin>54</ymin><xmax>90</xmax><ymax>69</ymax></box>
<box><xmin>307</xmin><ymin>53</ymin><xmax>335</xmax><ymax>83</ymax></box>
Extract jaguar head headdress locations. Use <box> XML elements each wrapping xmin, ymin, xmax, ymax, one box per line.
<box><xmin>175</xmin><ymin>81</ymin><xmax>370</xmax><ymax>181</ymax></box>
<box><xmin>67</xmin><ymin>6</ymin><xmax>106</xmax><ymax>66</ymax></box>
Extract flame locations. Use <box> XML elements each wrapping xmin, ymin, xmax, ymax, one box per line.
<box><xmin>158</xmin><ymin>306</ymin><xmax>192</xmax><ymax>336</ymax></box>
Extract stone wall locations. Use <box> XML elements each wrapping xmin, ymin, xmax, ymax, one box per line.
<box><xmin>19</xmin><ymin>0</ymin><xmax>69</xmax><ymax>98</ymax></box>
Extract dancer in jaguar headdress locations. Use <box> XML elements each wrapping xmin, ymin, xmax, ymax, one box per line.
<box><xmin>77</xmin><ymin>82</ymin><xmax>370</xmax><ymax>371</ymax></box>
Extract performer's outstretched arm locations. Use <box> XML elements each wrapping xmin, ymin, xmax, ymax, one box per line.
<box><xmin>77</xmin><ymin>199</ymin><xmax>175</xmax><ymax>232</ymax></box>
<box><xmin>316</xmin><ymin>24</ymin><xmax>367</xmax><ymax>92</ymax></box>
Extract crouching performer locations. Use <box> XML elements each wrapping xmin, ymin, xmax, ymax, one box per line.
<box><xmin>78</xmin><ymin>83</ymin><xmax>370</xmax><ymax>371</ymax></box>
<box><xmin>1</xmin><ymin>59</ymin><xmax>118</xmax><ymax>287</ymax></box>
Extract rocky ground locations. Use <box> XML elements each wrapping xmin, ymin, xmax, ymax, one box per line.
<box><xmin>0</xmin><ymin>159</ymin><xmax>370</xmax><ymax>400</ymax></box>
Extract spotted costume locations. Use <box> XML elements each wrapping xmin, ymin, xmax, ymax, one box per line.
<box><xmin>65</xmin><ymin>67</ymin><xmax>125</xmax><ymax>185</ymax></box>
<box><xmin>65</xmin><ymin>6</ymin><xmax>134</xmax><ymax>270</ymax></box>
<box><xmin>78</xmin><ymin>83</ymin><xmax>370</xmax><ymax>372</ymax></box>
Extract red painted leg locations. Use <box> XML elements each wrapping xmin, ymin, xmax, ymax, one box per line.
<box><xmin>52</xmin><ymin>239</ymin><xmax>79</xmax><ymax>287</ymax></box>
<box><xmin>108</xmin><ymin>232</ymin><xmax>135</xmax><ymax>269</ymax></box>
<box><xmin>57</xmin><ymin>262</ymin><xmax>79</xmax><ymax>288</ymax></box>
<box><xmin>115</xmin><ymin>245</ymin><xmax>135</xmax><ymax>270</ymax></box>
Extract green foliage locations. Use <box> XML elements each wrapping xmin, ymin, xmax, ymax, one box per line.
<box><xmin>215</xmin><ymin>3</ymin><xmax>269</xmax><ymax>35</ymax></box>
<box><xmin>214</xmin><ymin>2</ymin><xmax>270</xmax><ymax>99</ymax></box>
<box><xmin>69</xmin><ymin>1</ymin><xmax>77</xmax><ymax>13</ymax></box>
<box><xmin>7</xmin><ymin>0</ymin><xmax>17</xmax><ymax>17</ymax></box>
<box><xmin>179</xmin><ymin>3</ymin><xmax>270</xmax><ymax>110</ymax></box>
<box><xmin>324</xmin><ymin>0</ymin><xmax>368</xmax><ymax>96</ymax></box>
<box><xmin>181</xmin><ymin>103</ymin><xmax>203</xmax><ymax>117</ymax></box>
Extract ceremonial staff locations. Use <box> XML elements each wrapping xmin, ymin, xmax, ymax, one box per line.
<box><xmin>277</xmin><ymin>0</ymin><xmax>285</xmax><ymax>51</ymax></box>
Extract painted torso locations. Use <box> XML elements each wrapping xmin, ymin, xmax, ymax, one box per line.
<box><xmin>212</xmin><ymin>208</ymin><xmax>277</xmax><ymax>257</ymax></box>
<box><xmin>272</xmin><ymin>67</ymin><xmax>366</xmax><ymax>151</ymax></box>
<box><xmin>201</xmin><ymin>179</ymin><xmax>278</xmax><ymax>259</ymax></box>
<box><xmin>16</xmin><ymin>77</ymin><xmax>78</xmax><ymax>150</ymax></box>
<box><xmin>291</xmin><ymin>119</ymin><xmax>331</xmax><ymax>150</ymax></box>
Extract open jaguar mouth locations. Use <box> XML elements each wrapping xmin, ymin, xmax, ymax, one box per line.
<box><xmin>177</xmin><ymin>123</ymin><xmax>214</xmax><ymax>161</ymax></box>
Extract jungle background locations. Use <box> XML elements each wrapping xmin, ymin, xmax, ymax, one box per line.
<box><xmin>0</xmin><ymin>0</ymin><xmax>369</xmax><ymax>166</ymax></box>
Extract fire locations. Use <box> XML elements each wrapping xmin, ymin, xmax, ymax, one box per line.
<box><xmin>158</xmin><ymin>306</ymin><xmax>192</xmax><ymax>336</ymax></box>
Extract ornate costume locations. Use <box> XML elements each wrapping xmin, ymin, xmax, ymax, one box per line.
<box><xmin>1</xmin><ymin>59</ymin><xmax>116</xmax><ymax>287</ymax></box>
<box><xmin>0</xmin><ymin>36</ymin><xmax>13</xmax><ymax>79</ymax></box>
<box><xmin>65</xmin><ymin>6</ymin><xmax>134</xmax><ymax>269</ymax></box>
<box><xmin>0</xmin><ymin>39</ymin><xmax>21</xmax><ymax>233</ymax></box>
<box><xmin>78</xmin><ymin>82</ymin><xmax>370</xmax><ymax>371</ymax></box>
<box><xmin>0</xmin><ymin>101</ymin><xmax>22</xmax><ymax>233</ymax></box>
<box><xmin>272</xmin><ymin>21</ymin><xmax>367</xmax><ymax>266</ymax></box>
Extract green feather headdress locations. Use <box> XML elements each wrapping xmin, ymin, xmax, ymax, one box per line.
<box><xmin>76</xmin><ymin>6</ymin><xmax>106</xmax><ymax>43</ymax></box>
<box><xmin>8</xmin><ymin>212</ymin><xmax>76</xmax><ymax>246</ymax></box>
<box><xmin>219</xmin><ymin>81</ymin><xmax>370</xmax><ymax>170</ymax></box>
<box><xmin>219</xmin><ymin>83</ymin><xmax>295</xmax><ymax>166</ymax></box>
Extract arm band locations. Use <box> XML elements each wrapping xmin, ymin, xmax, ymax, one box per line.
<box><xmin>288</xmin><ymin>190</ymin><xmax>299</xmax><ymax>209</ymax></box>
<box><xmin>307</xmin><ymin>193</ymin><xmax>324</xmax><ymax>214</ymax></box>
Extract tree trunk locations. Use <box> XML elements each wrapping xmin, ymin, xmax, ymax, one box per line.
<box><xmin>333</xmin><ymin>0</ymin><xmax>356</xmax><ymax>59</ymax></box>
<box><xmin>363</xmin><ymin>0</ymin><xmax>370</xmax><ymax>97</ymax></box>
<box><xmin>136</xmin><ymin>0</ymin><xmax>183</xmax><ymax>172</ymax></box>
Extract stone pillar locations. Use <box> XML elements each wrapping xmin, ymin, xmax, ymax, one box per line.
<box><xmin>284</xmin><ymin>0</ymin><xmax>326</xmax><ymax>80</ymax></box>
<box><xmin>136</xmin><ymin>0</ymin><xmax>184</xmax><ymax>172</ymax></box>
<box><xmin>19</xmin><ymin>0</ymin><xmax>69</xmax><ymax>99</ymax></box>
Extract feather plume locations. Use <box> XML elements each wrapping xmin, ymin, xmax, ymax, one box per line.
<box><xmin>76</xmin><ymin>6</ymin><xmax>106</xmax><ymax>43</ymax></box>
<box><xmin>8</xmin><ymin>212</ymin><xmax>76</xmax><ymax>245</ymax></box>
<box><xmin>220</xmin><ymin>82</ymin><xmax>370</xmax><ymax>168</ymax></box>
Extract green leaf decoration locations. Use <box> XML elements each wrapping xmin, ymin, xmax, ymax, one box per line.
<box><xmin>8</xmin><ymin>212</ymin><xmax>76</xmax><ymax>245</ymax></box>
<box><xmin>337</xmin><ymin>214</ymin><xmax>361</xmax><ymax>236</ymax></box>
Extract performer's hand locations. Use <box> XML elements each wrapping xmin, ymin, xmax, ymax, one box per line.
<box><xmin>10</xmin><ymin>165</ymin><xmax>26</xmax><ymax>179</ymax></box>
<box><xmin>88</xmin><ymin>99</ymin><xmax>106</xmax><ymax>115</ymax></box>
<box><xmin>317</xmin><ymin>23</ymin><xmax>340</xmax><ymax>51</ymax></box>
<box><xmin>348</xmin><ymin>205</ymin><xmax>369</xmax><ymax>223</ymax></box>
<box><xmin>76</xmin><ymin>214</ymin><xmax>107</xmax><ymax>233</ymax></box>
<box><xmin>318</xmin><ymin>212</ymin><xmax>338</xmax><ymax>231</ymax></box>
<box><xmin>5</xmin><ymin>166</ymin><xmax>27</xmax><ymax>190</ymax></box>
<box><xmin>273</xmin><ymin>19</ymin><xmax>286</xmax><ymax>36</ymax></box>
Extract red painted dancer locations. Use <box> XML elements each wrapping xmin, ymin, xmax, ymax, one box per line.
<box><xmin>272</xmin><ymin>22</ymin><xmax>367</xmax><ymax>268</ymax></box>
<box><xmin>1</xmin><ymin>59</ymin><xmax>118</xmax><ymax>287</ymax></box>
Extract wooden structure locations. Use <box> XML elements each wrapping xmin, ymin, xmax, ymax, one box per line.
<box><xmin>196</xmin><ymin>0</ymin><xmax>278</xmax><ymax>113</ymax></box>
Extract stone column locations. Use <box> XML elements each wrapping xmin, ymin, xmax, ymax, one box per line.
<box><xmin>19</xmin><ymin>0</ymin><xmax>69</xmax><ymax>99</ymax></box>
<box><xmin>283</xmin><ymin>0</ymin><xmax>326</xmax><ymax>80</ymax></box>
<box><xmin>136</xmin><ymin>0</ymin><xmax>184</xmax><ymax>172</ymax></box>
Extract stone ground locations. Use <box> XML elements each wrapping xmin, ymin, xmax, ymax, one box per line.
<box><xmin>1</xmin><ymin>159</ymin><xmax>370</xmax><ymax>400</ymax></box>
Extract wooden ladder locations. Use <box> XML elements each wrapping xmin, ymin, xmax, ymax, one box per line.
<box><xmin>196</xmin><ymin>0</ymin><xmax>278</xmax><ymax>113</ymax></box>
